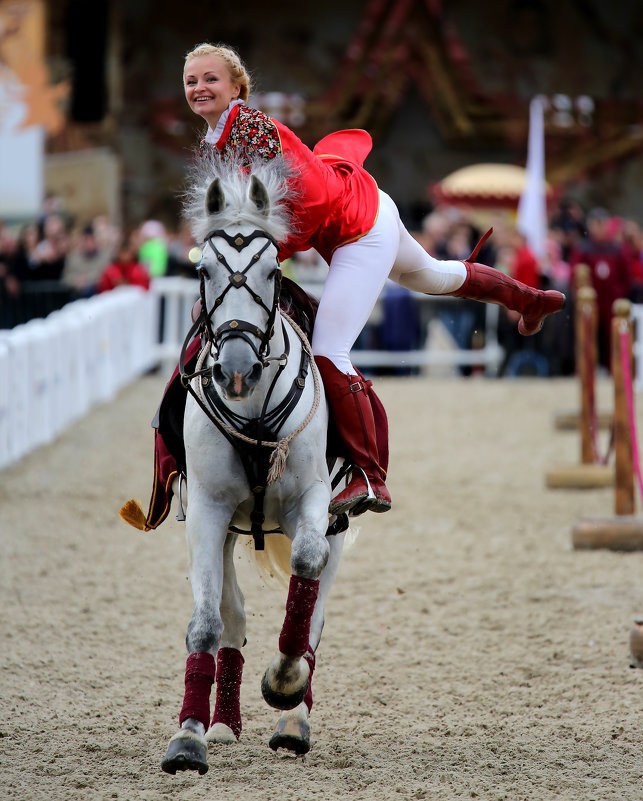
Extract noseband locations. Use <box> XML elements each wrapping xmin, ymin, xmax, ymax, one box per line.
<box><xmin>199</xmin><ymin>228</ymin><xmax>282</xmax><ymax>364</ymax></box>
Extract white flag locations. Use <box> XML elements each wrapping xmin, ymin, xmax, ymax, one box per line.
<box><xmin>517</xmin><ymin>97</ymin><xmax>547</xmax><ymax>261</ymax></box>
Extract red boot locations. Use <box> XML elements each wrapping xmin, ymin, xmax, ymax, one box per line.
<box><xmin>315</xmin><ymin>356</ymin><xmax>392</xmax><ymax>516</ymax></box>
<box><xmin>452</xmin><ymin>229</ymin><xmax>566</xmax><ymax>335</ymax></box>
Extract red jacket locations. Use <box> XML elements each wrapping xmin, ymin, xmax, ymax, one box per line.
<box><xmin>512</xmin><ymin>243</ymin><xmax>540</xmax><ymax>288</ymax></box>
<box><xmin>205</xmin><ymin>104</ymin><xmax>380</xmax><ymax>264</ymax></box>
<box><xmin>97</xmin><ymin>259</ymin><xmax>150</xmax><ymax>293</ymax></box>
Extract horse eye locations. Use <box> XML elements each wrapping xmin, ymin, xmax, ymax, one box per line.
<box><xmin>197</xmin><ymin>265</ymin><xmax>209</xmax><ymax>279</ymax></box>
<box><xmin>268</xmin><ymin>268</ymin><xmax>279</xmax><ymax>280</ymax></box>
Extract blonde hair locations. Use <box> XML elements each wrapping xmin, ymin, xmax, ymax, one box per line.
<box><xmin>184</xmin><ymin>43</ymin><xmax>251</xmax><ymax>101</ymax></box>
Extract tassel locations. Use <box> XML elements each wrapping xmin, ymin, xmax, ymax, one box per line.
<box><xmin>119</xmin><ymin>499</ymin><xmax>149</xmax><ymax>531</ymax></box>
<box><xmin>267</xmin><ymin>439</ymin><xmax>289</xmax><ymax>485</ymax></box>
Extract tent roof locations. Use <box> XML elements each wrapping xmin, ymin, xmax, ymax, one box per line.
<box><xmin>431</xmin><ymin>163</ymin><xmax>552</xmax><ymax>207</ymax></box>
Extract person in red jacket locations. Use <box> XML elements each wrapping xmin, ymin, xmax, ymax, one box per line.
<box><xmin>97</xmin><ymin>237</ymin><xmax>150</xmax><ymax>293</ymax></box>
<box><xmin>177</xmin><ymin>42</ymin><xmax>565</xmax><ymax>516</ymax></box>
<box><xmin>570</xmin><ymin>208</ymin><xmax>630</xmax><ymax>368</ymax></box>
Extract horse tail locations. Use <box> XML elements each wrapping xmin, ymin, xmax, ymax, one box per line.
<box><xmin>240</xmin><ymin>533</ymin><xmax>292</xmax><ymax>589</ymax></box>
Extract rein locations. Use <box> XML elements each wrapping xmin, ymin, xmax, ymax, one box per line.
<box><xmin>178</xmin><ymin>228</ymin><xmax>322</xmax><ymax>549</ymax></box>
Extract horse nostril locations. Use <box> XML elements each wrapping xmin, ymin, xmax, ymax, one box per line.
<box><xmin>249</xmin><ymin>362</ymin><xmax>263</xmax><ymax>384</ymax></box>
<box><xmin>212</xmin><ymin>363</ymin><xmax>225</xmax><ymax>386</ymax></box>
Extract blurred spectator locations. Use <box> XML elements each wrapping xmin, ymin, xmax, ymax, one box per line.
<box><xmin>418</xmin><ymin>210</ymin><xmax>451</xmax><ymax>256</ymax></box>
<box><xmin>620</xmin><ymin>219</ymin><xmax>643</xmax><ymax>303</ymax></box>
<box><xmin>97</xmin><ymin>236</ymin><xmax>150</xmax><ymax>293</ymax></box>
<box><xmin>376</xmin><ymin>280</ymin><xmax>422</xmax><ymax>376</ymax></box>
<box><xmin>138</xmin><ymin>220</ymin><xmax>169</xmax><ymax>278</ymax></box>
<box><xmin>546</xmin><ymin>229</ymin><xmax>573</xmax><ymax>291</ymax></box>
<box><xmin>63</xmin><ymin>223</ymin><xmax>113</xmax><ymax>297</ymax></box>
<box><xmin>549</xmin><ymin>198</ymin><xmax>585</xmax><ymax>262</ymax></box>
<box><xmin>167</xmin><ymin>219</ymin><xmax>198</xmax><ymax>278</ymax></box>
<box><xmin>0</xmin><ymin>224</ymin><xmax>22</xmax><ymax>327</ymax></box>
<box><xmin>286</xmin><ymin>248</ymin><xmax>328</xmax><ymax>284</ymax></box>
<box><xmin>569</xmin><ymin>207</ymin><xmax>631</xmax><ymax>368</ymax></box>
<box><xmin>28</xmin><ymin>213</ymin><xmax>69</xmax><ymax>281</ymax></box>
<box><xmin>437</xmin><ymin>219</ymin><xmax>490</xmax><ymax>375</ymax></box>
<box><xmin>92</xmin><ymin>215</ymin><xmax>122</xmax><ymax>257</ymax></box>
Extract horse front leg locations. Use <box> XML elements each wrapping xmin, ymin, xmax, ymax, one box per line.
<box><xmin>269</xmin><ymin>529</ymin><xmax>344</xmax><ymax>754</ymax></box>
<box><xmin>261</xmin><ymin>484</ymin><xmax>330</xmax><ymax>711</ymax></box>
<box><xmin>206</xmin><ymin>531</ymin><xmax>246</xmax><ymax>746</ymax></box>
<box><xmin>161</xmin><ymin>504</ymin><xmax>229</xmax><ymax>776</ymax></box>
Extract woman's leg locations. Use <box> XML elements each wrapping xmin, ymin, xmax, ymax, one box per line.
<box><xmin>389</xmin><ymin>207</ymin><xmax>565</xmax><ymax>335</ymax></box>
<box><xmin>312</xmin><ymin>195</ymin><xmax>400</xmax><ymax>373</ymax></box>
<box><xmin>312</xmin><ymin>194</ymin><xmax>400</xmax><ymax>515</ymax></box>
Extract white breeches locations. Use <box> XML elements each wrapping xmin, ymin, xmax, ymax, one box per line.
<box><xmin>311</xmin><ymin>191</ymin><xmax>467</xmax><ymax>374</ymax></box>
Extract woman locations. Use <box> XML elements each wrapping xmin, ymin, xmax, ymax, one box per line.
<box><xmin>182</xmin><ymin>42</ymin><xmax>564</xmax><ymax>517</ymax></box>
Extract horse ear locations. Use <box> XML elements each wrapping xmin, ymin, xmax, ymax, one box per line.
<box><xmin>206</xmin><ymin>178</ymin><xmax>225</xmax><ymax>214</ymax></box>
<box><xmin>249</xmin><ymin>175</ymin><xmax>270</xmax><ymax>215</ymax></box>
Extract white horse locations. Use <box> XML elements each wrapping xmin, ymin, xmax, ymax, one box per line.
<box><xmin>161</xmin><ymin>156</ymin><xmax>346</xmax><ymax>775</ymax></box>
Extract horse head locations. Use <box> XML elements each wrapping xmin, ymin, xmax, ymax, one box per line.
<box><xmin>197</xmin><ymin>171</ymin><xmax>284</xmax><ymax>401</ymax></box>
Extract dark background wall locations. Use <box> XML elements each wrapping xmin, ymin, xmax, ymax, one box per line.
<box><xmin>46</xmin><ymin>0</ymin><xmax>643</xmax><ymax>229</ymax></box>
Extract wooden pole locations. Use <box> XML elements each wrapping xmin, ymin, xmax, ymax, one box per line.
<box><xmin>554</xmin><ymin>264</ymin><xmax>611</xmax><ymax>430</ymax></box>
<box><xmin>612</xmin><ymin>299</ymin><xmax>634</xmax><ymax>516</ymax></box>
<box><xmin>578</xmin><ymin>286</ymin><xmax>598</xmax><ymax>465</ymax></box>
<box><xmin>545</xmin><ymin>285</ymin><xmax>613</xmax><ymax>489</ymax></box>
<box><xmin>572</xmin><ymin>299</ymin><xmax>643</xmax><ymax>550</ymax></box>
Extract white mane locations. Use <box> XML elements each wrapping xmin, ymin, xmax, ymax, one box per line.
<box><xmin>182</xmin><ymin>151</ymin><xmax>295</xmax><ymax>246</ymax></box>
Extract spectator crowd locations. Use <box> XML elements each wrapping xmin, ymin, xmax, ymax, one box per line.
<box><xmin>1</xmin><ymin>192</ymin><xmax>642</xmax><ymax>378</ymax></box>
<box><xmin>0</xmin><ymin>195</ymin><xmax>197</xmax><ymax>329</ymax></box>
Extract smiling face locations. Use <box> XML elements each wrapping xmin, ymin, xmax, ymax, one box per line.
<box><xmin>184</xmin><ymin>54</ymin><xmax>241</xmax><ymax>128</ymax></box>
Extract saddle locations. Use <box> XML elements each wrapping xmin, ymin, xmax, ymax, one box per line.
<box><xmin>120</xmin><ymin>277</ymin><xmax>388</xmax><ymax>532</ymax></box>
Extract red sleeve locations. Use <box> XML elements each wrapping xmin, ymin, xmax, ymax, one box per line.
<box><xmin>97</xmin><ymin>265</ymin><xmax>116</xmax><ymax>293</ymax></box>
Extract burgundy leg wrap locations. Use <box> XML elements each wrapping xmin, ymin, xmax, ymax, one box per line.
<box><xmin>211</xmin><ymin>647</ymin><xmax>244</xmax><ymax>739</ymax></box>
<box><xmin>303</xmin><ymin>650</ymin><xmax>316</xmax><ymax>713</ymax></box>
<box><xmin>278</xmin><ymin>575</ymin><xmax>320</xmax><ymax>657</ymax></box>
<box><xmin>178</xmin><ymin>651</ymin><xmax>216</xmax><ymax>730</ymax></box>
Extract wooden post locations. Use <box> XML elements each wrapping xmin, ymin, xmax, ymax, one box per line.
<box><xmin>578</xmin><ymin>286</ymin><xmax>598</xmax><ymax>465</ymax></box>
<box><xmin>554</xmin><ymin>265</ymin><xmax>610</xmax><ymax>431</ymax></box>
<box><xmin>572</xmin><ymin>299</ymin><xmax>643</xmax><ymax>550</ymax></box>
<box><xmin>545</xmin><ymin>286</ymin><xmax>613</xmax><ymax>489</ymax></box>
<box><xmin>612</xmin><ymin>299</ymin><xmax>634</xmax><ymax>516</ymax></box>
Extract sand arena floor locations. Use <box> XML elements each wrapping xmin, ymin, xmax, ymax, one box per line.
<box><xmin>1</xmin><ymin>372</ymin><xmax>642</xmax><ymax>800</ymax></box>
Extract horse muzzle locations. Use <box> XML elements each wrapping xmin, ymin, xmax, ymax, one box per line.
<box><xmin>212</xmin><ymin>358</ymin><xmax>263</xmax><ymax>400</ymax></box>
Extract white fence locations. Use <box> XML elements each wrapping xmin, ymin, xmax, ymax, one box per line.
<box><xmin>0</xmin><ymin>286</ymin><xmax>157</xmax><ymax>470</ymax></box>
<box><xmin>3</xmin><ymin>276</ymin><xmax>642</xmax><ymax>472</ymax></box>
<box><xmin>152</xmin><ymin>276</ymin><xmax>505</xmax><ymax>375</ymax></box>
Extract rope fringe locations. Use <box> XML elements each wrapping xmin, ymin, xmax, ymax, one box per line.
<box><xmin>267</xmin><ymin>439</ymin><xmax>290</xmax><ymax>484</ymax></box>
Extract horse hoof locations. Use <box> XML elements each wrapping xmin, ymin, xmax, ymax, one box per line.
<box><xmin>161</xmin><ymin>730</ymin><xmax>209</xmax><ymax>775</ymax></box>
<box><xmin>261</xmin><ymin>670</ymin><xmax>309</xmax><ymax>711</ymax></box>
<box><xmin>205</xmin><ymin>722</ymin><xmax>238</xmax><ymax>745</ymax></box>
<box><xmin>269</xmin><ymin>711</ymin><xmax>311</xmax><ymax>754</ymax></box>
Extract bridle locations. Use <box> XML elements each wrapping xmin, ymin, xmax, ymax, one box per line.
<box><xmin>198</xmin><ymin>228</ymin><xmax>282</xmax><ymax>365</ymax></box>
<box><xmin>177</xmin><ymin>227</ymin><xmax>322</xmax><ymax>549</ymax></box>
